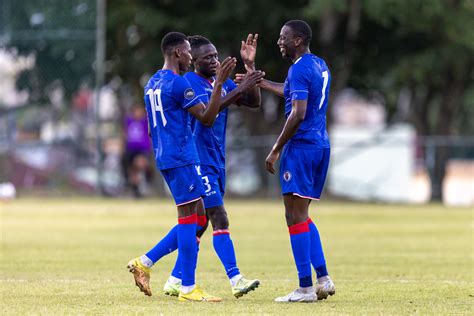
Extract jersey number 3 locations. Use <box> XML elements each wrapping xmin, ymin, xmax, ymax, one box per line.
<box><xmin>146</xmin><ymin>88</ymin><xmax>167</xmax><ymax>127</ymax></box>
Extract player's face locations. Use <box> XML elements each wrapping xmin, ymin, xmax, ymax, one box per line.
<box><xmin>277</xmin><ymin>25</ymin><xmax>296</xmax><ymax>59</ymax></box>
<box><xmin>193</xmin><ymin>44</ymin><xmax>219</xmax><ymax>78</ymax></box>
<box><xmin>177</xmin><ymin>40</ymin><xmax>193</xmax><ymax>72</ymax></box>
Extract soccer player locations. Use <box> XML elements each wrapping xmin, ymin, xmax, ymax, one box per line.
<box><xmin>127</xmin><ymin>31</ymin><xmax>236</xmax><ymax>302</ymax></box>
<box><xmin>161</xmin><ymin>34</ymin><xmax>264</xmax><ymax>299</ymax></box>
<box><xmin>258</xmin><ymin>20</ymin><xmax>336</xmax><ymax>302</ymax></box>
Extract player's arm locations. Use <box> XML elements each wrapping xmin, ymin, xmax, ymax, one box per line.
<box><xmin>236</xmin><ymin>74</ymin><xmax>284</xmax><ymax>98</ymax></box>
<box><xmin>217</xmin><ymin>71</ymin><xmax>265</xmax><ymax>111</ymax></box>
<box><xmin>265</xmin><ymin>100</ymin><xmax>307</xmax><ymax>174</ymax></box>
<box><xmin>258</xmin><ymin>79</ymin><xmax>284</xmax><ymax>97</ymax></box>
<box><xmin>236</xmin><ymin>33</ymin><xmax>262</xmax><ymax>108</ymax></box>
<box><xmin>187</xmin><ymin>57</ymin><xmax>237</xmax><ymax>126</ymax></box>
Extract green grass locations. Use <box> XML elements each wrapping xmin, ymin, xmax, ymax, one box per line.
<box><xmin>1</xmin><ymin>198</ymin><xmax>473</xmax><ymax>315</ymax></box>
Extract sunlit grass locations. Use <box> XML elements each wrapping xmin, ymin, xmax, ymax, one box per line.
<box><xmin>1</xmin><ymin>198</ymin><xmax>472</xmax><ymax>315</ymax></box>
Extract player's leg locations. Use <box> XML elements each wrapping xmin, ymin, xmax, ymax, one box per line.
<box><xmin>275</xmin><ymin>145</ymin><xmax>316</xmax><ymax>302</ymax></box>
<box><xmin>175</xmin><ymin>200</ymin><xmax>199</xmax><ymax>295</ymax></box>
<box><xmin>207</xmin><ymin>205</ymin><xmax>260</xmax><ymax>298</ymax></box>
<box><xmin>165</xmin><ymin>199</ymin><xmax>208</xmax><ymax>296</ymax></box>
<box><xmin>275</xmin><ymin>194</ymin><xmax>317</xmax><ymax>302</ymax></box>
<box><xmin>176</xmin><ymin>200</ymin><xmax>221</xmax><ymax>302</ymax></box>
<box><xmin>196</xmin><ymin>164</ymin><xmax>260</xmax><ymax>298</ymax></box>
<box><xmin>127</xmin><ymin>164</ymin><xmax>210</xmax><ymax>298</ymax></box>
<box><xmin>308</xmin><ymin>147</ymin><xmax>335</xmax><ymax>299</ymax></box>
<box><xmin>164</xmin><ymin>164</ymin><xmax>211</xmax><ymax>295</ymax></box>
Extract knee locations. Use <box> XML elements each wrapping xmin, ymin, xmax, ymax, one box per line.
<box><xmin>285</xmin><ymin>210</ymin><xmax>307</xmax><ymax>226</ymax></box>
<box><xmin>208</xmin><ymin>206</ymin><xmax>229</xmax><ymax>230</ymax></box>
<box><xmin>196</xmin><ymin>220</ymin><xmax>208</xmax><ymax>238</ymax></box>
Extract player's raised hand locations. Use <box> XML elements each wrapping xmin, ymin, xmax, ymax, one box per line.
<box><xmin>238</xmin><ymin>70</ymin><xmax>265</xmax><ymax>92</ymax></box>
<box><xmin>240</xmin><ymin>33</ymin><xmax>258</xmax><ymax>69</ymax></box>
<box><xmin>216</xmin><ymin>57</ymin><xmax>237</xmax><ymax>84</ymax></box>
<box><xmin>234</xmin><ymin>73</ymin><xmax>245</xmax><ymax>85</ymax></box>
<box><xmin>265</xmin><ymin>148</ymin><xmax>280</xmax><ymax>174</ymax></box>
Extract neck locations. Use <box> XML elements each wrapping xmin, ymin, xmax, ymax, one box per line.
<box><xmin>292</xmin><ymin>48</ymin><xmax>311</xmax><ymax>63</ymax></box>
<box><xmin>196</xmin><ymin>71</ymin><xmax>213</xmax><ymax>82</ymax></box>
<box><xmin>162</xmin><ymin>58</ymin><xmax>180</xmax><ymax>74</ymax></box>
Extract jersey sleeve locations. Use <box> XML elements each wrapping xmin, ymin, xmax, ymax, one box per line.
<box><xmin>173</xmin><ymin>76</ymin><xmax>203</xmax><ymax>110</ymax></box>
<box><xmin>288</xmin><ymin>64</ymin><xmax>310</xmax><ymax>101</ymax></box>
<box><xmin>184</xmin><ymin>73</ymin><xmax>209</xmax><ymax>106</ymax></box>
<box><xmin>224</xmin><ymin>78</ymin><xmax>238</xmax><ymax>92</ymax></box>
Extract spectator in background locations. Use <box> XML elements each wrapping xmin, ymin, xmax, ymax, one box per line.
<box><xmin>122</xmin><ymin>103</ymin><xmax>153</xmax><ymax>198</ymax></box>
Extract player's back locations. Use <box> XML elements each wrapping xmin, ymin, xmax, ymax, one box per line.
<box><xmin>144</xmin><ymin>70</ymin><xmax>200</xmax><ymax>170</ymax></box>
<box><xmin>284</xmin><ymin>53</ymin><xmax>331</xmax><ymax>148</ymax></box>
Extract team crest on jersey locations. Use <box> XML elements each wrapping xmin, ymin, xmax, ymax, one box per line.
<box><xmin>184</xmin><ymin>88</ymin><xmax>195</xmax><ymax>100</ymax></box>
<box><xmin>283</xmin><ymin>171</ymin><xmax>292</xmax><ymax>182</ymax></box>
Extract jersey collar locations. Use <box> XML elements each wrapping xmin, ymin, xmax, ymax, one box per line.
<box><xmin>195</xmin><ymin>72</ymin><xmax>215</xmax><ymax>86</ymax></box>
<box><xmin>294</xmin><ymin>53</ymin><xmax>311</xmax><ymax>64</ymax></box>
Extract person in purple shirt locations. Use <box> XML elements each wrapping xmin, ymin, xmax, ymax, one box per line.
<box><xmin>122</xmin><ymin>104</ymin><xmax>153</xmax><ymax>198</ymax></box>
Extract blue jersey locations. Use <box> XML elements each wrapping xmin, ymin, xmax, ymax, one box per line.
<box><xmin>283</xmin><ymin>53</ymin><xmax>331</xmax><ymax>148</ymax></box>
<box><xmin>184</xmin><ymin>72</ymin><xmax>237</xmax><ymax>168</ymax></box>
<box><xmin>144</xmin><ymin>69</ymin><xmax>202</xmax><ymax>170</ymax></box>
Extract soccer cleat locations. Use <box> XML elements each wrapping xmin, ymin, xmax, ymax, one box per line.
<box><xmin>178</xmin><ymin>286</ymin><xmax>222</xmax><ymax>302</ymax></box>
<box><xmin>316</xmin><ymin>277</ymin><xmax>336</xmax><ymax>300</ymax></box>
<box><xmin>163</xmin><ymin>280</ymin><xmax>181</xmax><ymax>297</ymax></box>
<box><xmin>127</xmin><ymin>257</ymin><xmax>152</xmax><ymax>296</ymax></box>
<box><xmin>232</xmin><ymin>276</ymin><xmax>260</xmax><ymax>298</ymax></box>
<box><xmin>274</xmin><ymin>288</ymin><xmax>317</xmax><ymax>303</ymax></box>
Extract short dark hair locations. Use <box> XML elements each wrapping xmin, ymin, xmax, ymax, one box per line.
<box><xmin>161</xmin><ymin>32</ymin><xmax>188</xmax><ymax>55</ymax></box>
<box><xmin>188</xmin><ymin>35</ymin><xmax>211</xmax><ymax>50</ymax></box>
<box><xmin>284</xmin><ymin>20</ymin><xmax>312</xmax><ymax>46</ymax></box>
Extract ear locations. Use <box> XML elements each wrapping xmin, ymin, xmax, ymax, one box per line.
<box><xmin>294</xmin><ymin>37</ymin><xmax>303</xmax><ymax>47</ymax></box>
<box><xmin>174</xmin><ymin>47</ymin><xmax>181</xmax><ymax>58</ymax></box>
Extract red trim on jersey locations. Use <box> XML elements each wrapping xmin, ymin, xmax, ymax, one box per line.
<box><xmin>288</xmin><ymin>221</ymin><xmax>310</xmax><ymax>235</ymax></box>
<box><xmin>178</xmin><ymin>213</ymin><xmax>197</xmax><ymax>224</ymax></box>
<box><xmin>197</xmin><ymin>215</ymin><xmax>207</xmax><ymax>227</ymax></box>
<box><xmin>213</xmin><ymin>229</ymin><xmax>230</xmax><ymax>236</ymax></box>
<box><xmin>307</xmin><ymin>218</ymin><xmax>314</xmax><ymax>225</ymax></box>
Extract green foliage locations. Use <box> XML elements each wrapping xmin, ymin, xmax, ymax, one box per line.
<box><xmin>3</xmin><ymin>0</ymin><xmax>96</xmax><ymax>103</ymax></box>
<box><xmin>3</xmin><ymin>0</ymin><xmax>472</xmax><ymax>134</ymax></box>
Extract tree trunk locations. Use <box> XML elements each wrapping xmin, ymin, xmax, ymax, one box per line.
<box><xmin>332</xmin><ymin>0</ymin><xmax>361</xmax><ymax>95</ymax></box>
<box><xmin>431</xmin><ymin>66</ymin><xmax>468</xmax><ymax>200</ymax></box>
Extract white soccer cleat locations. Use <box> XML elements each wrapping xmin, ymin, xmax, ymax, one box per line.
<box><xmin>316</xmin><ymin>276</ymin><xmax>335</xmax><ymax>300</ymax></box>
<box><xmin>274</xmin><ymin>288</ymin><xmax>317</xmax><ymax>303</ymax></box>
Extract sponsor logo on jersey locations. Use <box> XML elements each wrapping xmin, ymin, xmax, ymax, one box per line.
<box><xmin>188</xmin><ymin>184</ymin><xmax>195</xmax><ymax>192</ymax></box>
<box><xmin>283</xmin><ymin>171</ymin><xmax>292</xmax><ymax>182</ymax></box>
<box><xmin>184</xmin><ymin>88</ymin><xmax>195</xmax><ymax>100</ymax></box>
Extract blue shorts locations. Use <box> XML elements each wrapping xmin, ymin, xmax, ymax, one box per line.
<box><xmin>161</xmin><ymin>164</ymin><xmax>205</xmax><ymax>206</ymax></box>
<box><xmin>279</xmin><ymin>145</ymin><xmax>330</xmax><ymax>200</ymax></box>
<box><xmin>197</xmin><ymin>164</ymin><xmax>226</xmax><ymax>208</ymax></box>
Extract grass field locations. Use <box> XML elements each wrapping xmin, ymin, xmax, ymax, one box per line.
<box><xmin>1</xmin><ymin>198</ymin><xmax>472</xmax><ymax>315</ymax></box>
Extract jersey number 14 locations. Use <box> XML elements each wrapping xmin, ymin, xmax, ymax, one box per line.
<box><xmin>146</xmin><ymin>88</ymin><xmax>168</xmax><ymax>127</ymax></box>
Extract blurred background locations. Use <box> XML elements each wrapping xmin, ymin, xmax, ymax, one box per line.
<box><xmin>0</xmin><ymin>0</ymin><xmax>473</xmax><ymax>206</ymax></box>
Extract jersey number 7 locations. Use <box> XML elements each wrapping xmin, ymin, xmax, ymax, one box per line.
<box><xmin>318</xmin><ymin>71</ymin><xmax>329</xmax><ymax>110</ymax></box>
<box><xmin>146</xmin><ymin>88</ymin><xmax>168</xmax><ymax>127</ymax></box>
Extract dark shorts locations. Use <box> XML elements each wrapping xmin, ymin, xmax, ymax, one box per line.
<box><xmin>279</xmin><ymin>145</ymin><xmax>330</xmax><ymax>200</ymax></box>
<box><xmin>161</xmin><ymin>164</ymin><xmax>205</xmax><ymax>206</ymax></box>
